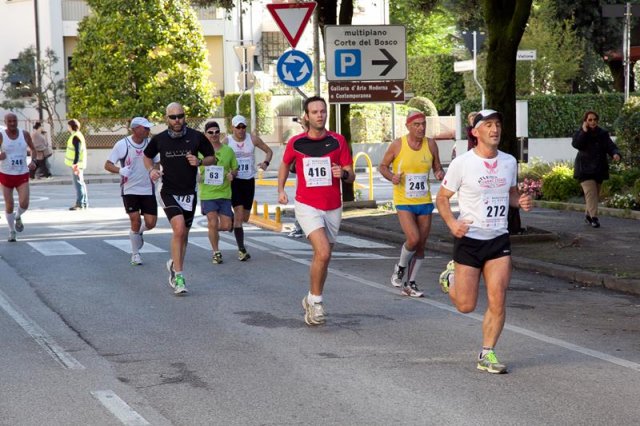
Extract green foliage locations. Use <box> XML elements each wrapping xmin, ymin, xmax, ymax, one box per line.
<box><xmin>460</xmin><ymin>92</ymin><xmax>625</xmax><ymax>138</ymax></box>
<box><xmin>541</xmin><ymin>164</ymin><xmax>581</xmax><ymax>201</ymax></box>
<box><xmin>604</xmin><ymin>193</ymin><xmax>639</xmax><ymax>210</ymax></box>
<box><xmin>67</xmin><ymin>0</ymin><xmax>217</xmax><ymax>119</ymax></box>
<box><xmin>613</xmin><ymin>96</ymin><xmax>640</xmax><ymax>167</ymax></box>
<box><xmin>350</xmin><ymin>103</ymin><xmax>415</xmax><ymax>143</ymax></box>
<box><xmin>391</xmin><ymin>2</ymin><xmax>455</xmax><ymax>56</ymax></box>
<box><xmin>518</xmin><ymin>157</ymin><xmax>570</xmax><ymax>180</ymax></box>
<box><xmin>222</xmin><ymin>92</ymin><xmax>273</xmax><ymax>135</ymax></box>
<box><xmin>0</xmin><ymin>46</ymin><xmax>65</xmax><ymax>128</ymax></box>
<box><xmin>601</xmin><ymin>174</ymin><xmax>625</xmax><ymax>199</ymax></box>
<box><xmin>516</xmin><ymin>0</ymin><xmax>582</xmax><ymax>96</ymax></box>
<box><xmin>406</xmin><ymin>96</ymin><xmax>438</xmax><ymax>116</ymax></box>
<box><xmin>407</xmin><ymin>55</ymin><xmax>464</xmax><ymax>115</ymax></box>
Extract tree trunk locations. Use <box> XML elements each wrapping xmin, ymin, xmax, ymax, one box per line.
<box><xmin>482</xmin><ymin>0</ymin><xmax>532</xmax><ymax>234</ymax></box>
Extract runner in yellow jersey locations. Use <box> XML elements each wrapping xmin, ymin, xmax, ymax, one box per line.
<box><xmin>379</xmin><ymin>111</ymin><xmax>445</xmax><ymax>297</ymax></box>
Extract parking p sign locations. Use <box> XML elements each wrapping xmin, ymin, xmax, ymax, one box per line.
<box><xmin>325</xmin><ymin>25</ymin><xmax>406</xmax><ymax>81</ymax></box>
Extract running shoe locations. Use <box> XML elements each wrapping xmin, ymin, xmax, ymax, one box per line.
<box><xmin>166</xmin><ymin>259</ymin><xmax>176</xmax><ymax>289</ymax></box>
<box><xmin>288</xmin><ymin>228</ymin><xmax>304</xmax><ymax>238</ymax></box>
<box><xmin>591</xmin><ymin>217</ymin><xmax>600</xmax><ymax>228</ymax></box>
<box><xmin>477</xmin><ymin>350</ymin><xmax>508</xmax><ymax>374</ymax></box>
<box><xmin>302</xmin><ymin>296</ymin><xmax>326</xmax><ymax>325</ymax></box>
<box><xmin>391</xmin><ymin>264</ymin><xmax>406</xmax><ymax>288</ymax></box>
<box><xmin>8</xmin><ymin>231</ymin><xmax>17</xmax><ymax>242</ymax></box>
<box><xmin>238</xmin><ymin>248</ymin><xmax>251</xmax><ymax>261</ymax></box>
<box><xmin>15</xmin><ymin>217</ymin><xmax>24</xmax><ymax>232</ymax></box>
<box><xmin>212</xmin><ymin>251</ymin><xmax>223</xmax><ymax>264</ymax></box>
<box><xmin>402</xmin><ymin>281</ymin><xmax>424</xmax><ymax>298</ymax></box>
<box><xmin>174</xmin><ymin>274</ymin><xmax>188</xmax><ymax>295</ymax></box>
<box><xmin>130</xmin><ymin>253</ymin><xmax>142</xmax><ymax>265</ymax></box>
<box><xmin>439</xmin><ymin>260</ymin><xmax>455</xmax><ymax>294</ymax></box>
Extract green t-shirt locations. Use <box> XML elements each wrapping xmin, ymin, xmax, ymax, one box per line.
<box><xmin>198</xmin><ymin>144</ymin><xmax>238</xmax><ymax>200</ymax></box>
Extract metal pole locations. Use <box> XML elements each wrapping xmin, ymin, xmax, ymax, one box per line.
<box><xmin>34</xmin><ymin>0</ymin><xmax>43</xmax><ymax>122</ymax></box>
<box><xmin>624</xmin><ymin>2</ymin><xmax>631</xmax><ymax>102</ymax></box>
<box><xmin>313</xmin><ymin>7</ymin><xmax>320</xmax><ymax>96</ymax></box>
<box><xmin>472</xmin><ymin>31</ymin><xmax>485</xmax><ymax>109</ymax></box>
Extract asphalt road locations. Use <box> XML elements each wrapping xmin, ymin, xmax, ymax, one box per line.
<box><xmin>0</xmin><ymin>182</ymin><xmax>638</xmax><ymax>425</ymax></box>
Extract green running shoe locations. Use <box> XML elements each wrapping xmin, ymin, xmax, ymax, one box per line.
<box><xmin>439</xmin><ymin>260</ymin><xmax>455</xmax><ymax>294</ymax></box>
<box><xmin>477</xmin><ymin>350</ymin><xmax>508</xmax><ymax>374</ymax></box>
<box><xmin>174</xmin><ymin>274</ymin><xmax>188</xmax><ymax>295</ymax></box>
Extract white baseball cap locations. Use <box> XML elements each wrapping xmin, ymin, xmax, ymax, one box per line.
<box><xmin>130</xmin><ymin>117</ymin><xmax>152</xmax><ymax>129</ymax></box>
<box><xmin>231</xmin><ymin>115</ymin><xmax>247</xmax><ymax>128</ymax></box>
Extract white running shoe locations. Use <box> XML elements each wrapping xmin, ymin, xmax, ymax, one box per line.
<box><xmin>302</xmin><ymin>296</ymin><xmax>326</xmax><ymax>325</ymax></box>
<box><xmin>402</xmin><ymin>281</ymin><xmax>424</xmax><ymax>298</ymax></box>
<box><xmin>15</xmin><ymin>217</ymin><xmax>24</xmax><ymax>232</ymax></box>
<box><xmin>391</xmin><ymin>264</ymin><xmax>405</xmax><ymax>288</ymax></box>
<box><xmin>130</xmin><ymin>253</ymin><xmax>142</xmax><ymax>265</ymax></box>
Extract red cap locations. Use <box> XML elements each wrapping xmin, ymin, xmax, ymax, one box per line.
<box><xmin>406</xmin><ymin>111</ymin><xmax>426</xmax><ymax>125</ymax></box>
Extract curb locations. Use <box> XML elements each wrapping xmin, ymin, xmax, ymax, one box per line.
<box><xmin>340</xmin><ymin>221</ymin><xmax>640</xmax><ymax>297</ymax></box>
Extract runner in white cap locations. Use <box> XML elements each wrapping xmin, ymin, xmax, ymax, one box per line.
<box><xmin>105</xmin><ymin>117</ymin><xmax>159</xmax><ymax>265</ymax></box>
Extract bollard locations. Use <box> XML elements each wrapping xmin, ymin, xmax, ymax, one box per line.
<box><xmin>252</xmin><ymin>200</ymin><xmax>258</xmax><ymax>216</ymax></box>
<box><xmin>263</xmin><ymin>203</ymin><xmax>269</xmax><ymax>219</ymax></box>
<box><xmin>275</xmin><ymin>206</ymin><xmax>281</xmax><ymax>223</ymax></box>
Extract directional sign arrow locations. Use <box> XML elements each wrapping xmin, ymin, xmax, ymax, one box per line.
<box><xmin>391</xmin><ymin>84</ymin><xmax>403</xmax><ymax>98</ymax></box>
<box><xmin>371</xmin><ymin>49</ymin><xmax>398</xmax><ymax>76</ymax></box>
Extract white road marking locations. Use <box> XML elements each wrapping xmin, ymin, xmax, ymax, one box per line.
<box><xmin>336</xmin><ymin>235</ymin><xmax>393</xmax><ymax>248</ymax></box>
<box><xmin>0</xmin><ymin>288</ymin><xmax>84</xmax><ymax>369</ymax></box>
<box><xmin>188</xmin><ymin>236</ymin><xmax>237</xmax><ymax>251</ymax></box>
<box><xmin>104</xmin><ymin>240</ymin><xmax>166</xmax><ymax>254</ymax></box>
<box><xmin>91</xmin><ymin>390</ymin><xmax>149</xmax><ymax>426</ymax></box>
<box><xmin>245</xmin><ymin>242</ymin><xmax>640</xmax><ymax>373</ymax></box>
<box><xmin>249</xmin><ymin>235</ymin><xmax>310</xmax><ymax>250</ymax></box>
<box><xmin>27</xmin><ymin>241</ymin><xmax>85</xmax><ymax>256</ymax></box>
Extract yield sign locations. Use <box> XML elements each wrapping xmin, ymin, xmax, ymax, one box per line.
<box><xmin>266</xmin><ymin>2</ymin><xmax>316</xmax><ymax>48</ymax></box>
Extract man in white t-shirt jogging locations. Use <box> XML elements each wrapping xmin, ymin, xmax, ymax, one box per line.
<box><xmin>105</xmin><ymin>117</ymin><xmax>159</xmax><ymax>265</ymax></box>
<box><xmin>225</xmin><ymin>115</ymin><xmax>272</xmax><ymax>261</ymax></box>
<box><xmin>435</xmin><ymin>110</ymin><xmax>532</xmax><ymax>374</ymax></box>
<box><xmin>0</xmin><ymin>113</ymin><xmax>37</xmax><ymax>242</ymax></box>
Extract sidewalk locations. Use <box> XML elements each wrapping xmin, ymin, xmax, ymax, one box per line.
<box><xmin>340</xmin><ymin>202</ymin><xmax>640</xmax><ymax>296</ymax></box>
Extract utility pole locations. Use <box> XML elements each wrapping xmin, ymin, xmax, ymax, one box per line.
<box><xmin>34</xmin><ymin>0</ymin><xmax>43</xmax><ymax>122</ymax></box>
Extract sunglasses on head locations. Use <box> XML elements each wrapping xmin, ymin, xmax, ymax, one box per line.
<box><xmin>206</xmin><ymin>129</ymin><xmax>220</xmax><ymax>135</ymax></box>
<box><xmin>167</xmin><ymin>113</ymin><xmax>185</xmax><ymax>120</ymax></box>
<box><xmin>235</xmin><ymin>124</ymin><xmax>247</xmax><ymax>129</ymax></box>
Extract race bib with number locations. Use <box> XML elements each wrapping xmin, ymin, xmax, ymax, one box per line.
<box><xmin>9</xmin><ymin>154</ymin><xmax>25</xmax><ymax>170</ymax></box>
<box><xmin>237</xmin><ymin>157</ymin><xmax>252</xmax><ymax>179</ymax></box>
<box><xmin>303</xmin><ymin>157</ymin><xmax>332</xmax><ymax>187</ymax></box>
<box><xmin>405</xmin><ymin>173</ymin><xmax>429</xmax><ymax>198</ymax></box>
<box><xmin>173</xmin><ymin>194</ymin><xmax>195</xmax><ymax>212</ymax></box>
<box><xmin>481</xmin><ymin>193</ymin><xmax>509</xmax><ymax>229</ymax></box>
<box><xmin>204</xmin><ymin>165</ymin><xmax>224</xmax><ymax>185</ymax></box>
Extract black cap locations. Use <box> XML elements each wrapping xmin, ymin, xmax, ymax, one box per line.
<box><xmin>204</xmin><ymin>121</ymin><xmax>220</xmax><ymax>131</ymax></box>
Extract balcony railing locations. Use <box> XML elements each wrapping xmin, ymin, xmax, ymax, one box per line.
<box><xmin>62</xmin><ymin>0</ymin><xmax>225</xmax><ymax>22</ymax></box>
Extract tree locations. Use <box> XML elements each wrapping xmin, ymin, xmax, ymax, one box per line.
<box><xmin>482</xmin><ymin>0</ymin><xmax>533</xmax><ymax>157</ymax></box>
<box><xmin>0</xmin><ymin>46</ymin><xmax>65</xmax><ymax>130</ymax></box>
<box><xmin>391</xmin><ymin>1</ymin><xmax>450</xmax><ymax>56</ymax></box>
<box><xmin>552</xmin><ymin>0</ymin><xmax>629</xmax><ymax>93</ymax></box>
<box><xmin>67</xmin><ymin>0</ymin><xmax>217</xmax><ymax>119</ymax></box>
<box><xmin>516</xmin><ymin>0</ymin><xmax>582</xmax><ymax>96</ymax></box>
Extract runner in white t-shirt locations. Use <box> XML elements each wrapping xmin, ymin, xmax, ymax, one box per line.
<box><xmin>105</xmin><ymin>117</ymin><xmax>159</xmax><ymax>265</ymax></box>
<box><xmin>435</xmin><ymin>110</ymin><xmax>532</xmax><ymax>374</ymax></box>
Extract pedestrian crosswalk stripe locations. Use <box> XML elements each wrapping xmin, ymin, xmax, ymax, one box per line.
<box><xmin>188</xmin><ymin>236</ymin><xmax>237</xmax><ymax>251</ymax></box>
<box><xmin>336</xmin><ymin>235</ymin><xmax>393</xmax><ymax>249</ymax></box>
<box><xmin>249</xmin><ymin>235</ymin><xmax>310</xmax><ymax>250</ymax></box>
<box><xmin>104</xmin><ymin>240</ymin><xmax>166</xmax><ymax>254</ymax></box>
<box><xmin>27</xmin><ymin>241</ymin><xmax>85</xmax><ymax>256</ymax></box>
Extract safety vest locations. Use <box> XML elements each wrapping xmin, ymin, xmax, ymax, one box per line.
<box><xmin>64</xmin><ymin>131</ymin><xmax>87</xmax><ymax>169</ymax></box>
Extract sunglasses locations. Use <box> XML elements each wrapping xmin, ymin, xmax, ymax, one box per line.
<box><xmin>206</xmin><ymin>129</ymin><xmax>220</xmax><ymax>135</ymax></box>
<box><xmin>167</xmin><ymin>113</ymin><xmax>185</xmax><ymax>120</ymax></box>
<box><xmin>235</xmin><ymin>124</ymin><xmax>247</xmax><ymax>129</ymax></box>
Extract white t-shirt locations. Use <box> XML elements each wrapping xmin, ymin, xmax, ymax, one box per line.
<box><xmin>0</xmin><ymin>129</ymin><xmax>29</xmax><ymax>175</ymax></box>
<box><xmin>441</xmin><ymin>149</ymin><xmax>517</xmax><ymax>240</ymax></box>
<box><xmin>227</xmin><ymin>133</ymin><xmax>256</xmax><ymax>180</ymax></box>
<box><xmin>107</xmin><ymin>136</ymin><xmax>159</xmax><ymax>195</ymax></box>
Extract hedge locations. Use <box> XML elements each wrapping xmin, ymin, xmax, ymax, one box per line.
<box><xmin>460</xmin><ymin>92</ymin><xmax>626</xmax><ymax>138</ymax></box>
<box><xmin>407</xmin><ymin>55</ymin><xmax>465</xmax><ymax>116</ymax></box>
<box><xmin>223</xmin><ymin>92</ymin><xmax>273</xmax><ymax>135</ymax></box>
